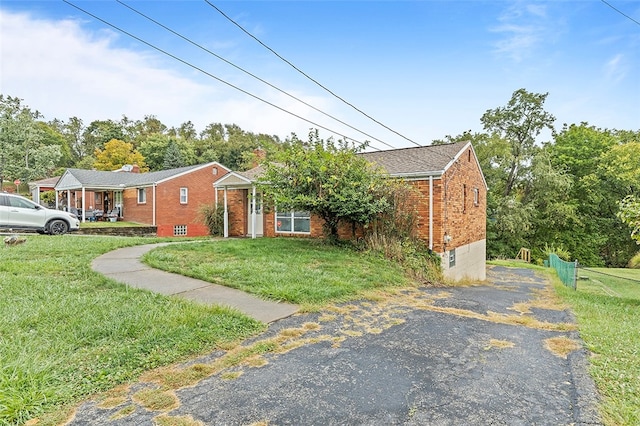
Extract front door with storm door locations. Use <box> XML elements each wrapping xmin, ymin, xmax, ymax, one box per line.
<box><xmin>247</xmin><ymin>192</ymin><xmax>263</xmax><ymax>236</ymax></box>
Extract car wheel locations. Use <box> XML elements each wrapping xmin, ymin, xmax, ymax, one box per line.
<box><xmin>48</xmin><ymin>219</ymin><xmax>69</xmax><ymax>235</ymax></box>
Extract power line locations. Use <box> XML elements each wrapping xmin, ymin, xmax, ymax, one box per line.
<box><xmin>115</xmin><ymin>0</ymin><xmax>395</xmax><ymax>150</ymax></box>
<box><xmin>600</xmin><ymin>0</ymin><xmax>640</xmax><ymax>27</ymax></box>
<box><xmin>62</xmin><ymin>0</ymin><xmax>380</xmax><ymax>150</ymax></box>
<box><xmin>203</xmin><ymin>0</ymin><xmax>424</xmax><ymax>147</ymax></box>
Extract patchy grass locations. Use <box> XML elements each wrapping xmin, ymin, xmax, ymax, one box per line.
<box><xmin>0</xmin><ymin>235</ymin><xmax>263</xmax><ymax>425</ymax></box>
<box><xmin>543</xmin><ymin>336</ymin><xmax>581</xmax><ymax>359</ymax></box>
<box><xmin>132</xmin><ymin>388</ymin><xmax>179</xmax><ymax>411</ymax></box>
<box><xmin>491</xmin><ymin>260</ymin><xmax>640</xmax><ymax>426</ymax></box>
<box><xmin>485</xmin><ymin>339</ymin><xmax>515</xmax><ymax>350</ymax></box>
<box><xmin>143</xmin><ymin>238</ymin><xmax>415</xmax><ymax>307</ymax></box>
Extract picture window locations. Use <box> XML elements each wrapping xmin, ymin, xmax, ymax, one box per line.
<box><xmin>276</xmin><ymin>211</ymin><xmax>310</xmax><ymax>234</ymax></box>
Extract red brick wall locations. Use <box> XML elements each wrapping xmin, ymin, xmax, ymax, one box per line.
<box><xmin>226</xmin><ymin>189</ymin><xmax>247</xmax><ymax>237</ymax></box>
<box><xmin>122</xmin><ymin>164</ymin><xmax>229</xmax><ymax>237</ymax></box>
<box><xmin>218</xmin><ymin>146</ymin><xmax>486</xmax><ymax>250</ymax></box>
<box><xmin>440</xmin><ymin>147</ymin><xmax>487</xmax><ymax>252</ymax></box>
<box><xmin>123</xmin><ymin>187</ymin><xmax>153</xmax><ymax>224</ymax></box>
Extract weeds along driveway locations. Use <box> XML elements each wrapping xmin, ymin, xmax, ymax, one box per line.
<box><xmin>66</xmin><ymin>266</ymin><xmax>600</xmax><ymax>425</ymax></box>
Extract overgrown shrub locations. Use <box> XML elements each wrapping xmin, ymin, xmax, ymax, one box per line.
<box><xmin>629</xmin><ymin>252</ymin><xmax>640</xmax><ymax>269</ymax></box>
<box><xmin>200</xmin><ymin>201</ymin><xmax>225</xmax><ymax>236</ymax></box>
<box><xmin>360</xmin><ymin>180</ymin><xmax>443</xmax><ymax>284</ymax></box>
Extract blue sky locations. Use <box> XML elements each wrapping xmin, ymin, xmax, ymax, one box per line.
<box><xmin>1</xmin><ymin>1</ymin><xmax>638</xmax><ymax>150</ymax></box>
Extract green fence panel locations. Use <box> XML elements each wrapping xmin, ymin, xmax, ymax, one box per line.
<box><xmin>549</xmin><ymin>254</ymin><xmax>577</xmax><ymax>290</ymax></box>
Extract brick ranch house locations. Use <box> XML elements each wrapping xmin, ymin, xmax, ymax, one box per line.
<box><xmin>53</xmin><ymin>162</ymin><xmax>230</xmax><ymax>237</ymax></box>
<box><xmin>215</xmin><ymin>141</ymin><xmax>487</xmax><ymax>281</ymax></box>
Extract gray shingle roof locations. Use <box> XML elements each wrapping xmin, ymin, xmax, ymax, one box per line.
<box><xmin>360</xmin><ymin>141</ymin><xmax>469</xmax><ymax>176</ymax></box>
<box><xmin>230</xmin><ymin>142</ymin><xmax>470</xmax><ymax>183</ymax></box>
<box><xmin>55</xmin><ymin>163</ymin><xmax>219</xmax><ymax>190</ymax></box>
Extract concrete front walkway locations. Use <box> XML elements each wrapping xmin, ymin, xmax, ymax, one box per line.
<box><xmin>91</xmin><ymin>243</ymin><xmax>299</xmax><ymax>323</ymax></box>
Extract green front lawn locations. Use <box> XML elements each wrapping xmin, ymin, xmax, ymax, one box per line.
<box><xmin>1</xmin><ymin>236</ymin><xmax>418</xmax><ymax>425</ymax></box>
<box><xmin>143</xmin><ymin>238</ymin><xmax>413</xmax><ymax>307</ymax></box>
<box><xmin>0</xmin><ymin>235</ymin><xmax>263</xmax><ymax>425</ymax></box>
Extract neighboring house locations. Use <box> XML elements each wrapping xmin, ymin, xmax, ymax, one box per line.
<box><xmin>214</xmin><ymin>141</ymin><xmax>487</xmax><ymax>281</ymax></box>
<box><xmin>28</xmin><ymin>176</ymin><xmax>61</xmax><ymax>206</ymax></box>
<box><xmin>54</xmin><ymin>162</ymin><xmax>229</xmax><ymax>237</ymax></box>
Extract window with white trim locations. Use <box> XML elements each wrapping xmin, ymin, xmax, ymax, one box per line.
<box><xmin>276</xmin><ymin>211</ymin><xmax>310</xmax><ymax>233</ymax></box>
<box><xmin>180</xmin><ymin>187</ymin><xmax>188</xmax><ymax>204</ymax></box>
<box><xmin>174</xmin><ymin>225</ymin><xmax>187</xmax><ymax>236</ymax></box>
<box><xmin>137</xmin><ymin>188</ymin><xmax>146</xmax><ymax>203</ymax></box>
<box><xmin>473</xmin><ymin>188</ymin><xmax>479</xmax><ymax>206</ymax></box>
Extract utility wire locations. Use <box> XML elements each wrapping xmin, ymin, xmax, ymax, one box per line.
<box><xmin>600</xmin><ymin>0</ymin><xmax>640</xmax><ymax>27</ymax></box>
<box><xmin>204</xmin><ymin>0</ymin><xmax>424</xmax><ymax>147</ymax></box>
<box><xmin>116</xmin><ymin>0</ymin><xmax>395</xmax><ymax>150</ymax></box>
<box><xmin>62</xmin><ymin>0</ymin><xmax>378</xmax><ymax>150</ymax></box>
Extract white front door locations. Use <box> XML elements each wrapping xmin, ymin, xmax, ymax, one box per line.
<box><xmin>248</xmin><ymin>192</ymin><xmax>263</xmax><ymax>236</ymax></box>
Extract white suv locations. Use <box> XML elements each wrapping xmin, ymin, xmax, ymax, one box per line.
<box><xmin>0</xmin><ymin>193</ymin><xmax>80</xmax><ymax>235</ymax></box>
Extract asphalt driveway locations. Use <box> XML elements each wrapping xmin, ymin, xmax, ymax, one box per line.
<box><xmin>67</xmin><ymin>265</ymin><xmax>601</xmax><ymax>425</ymax></box>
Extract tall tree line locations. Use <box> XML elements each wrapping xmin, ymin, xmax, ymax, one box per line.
<box><xmin>435</xmin><ymin>89</ymin><xmax>640</xmax><ymax>267</ymax></box>
<box><xmin>2</xmin><ymin>91</ymin><xmax>638</xmax><ymax>266</ymax></box>
<box><xmin>1</xmin><ymin>94</ymin><xmax>283</xmax><ymax>180</ymax></box>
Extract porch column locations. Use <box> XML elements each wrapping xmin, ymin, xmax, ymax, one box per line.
<box><xmin>55</xmin><ymin>190</ymin><xmax>59</xmax><ymax>209</ymax></box>
<box><xmin>66</xmin><ymin>190</ymin><xmax>70</xmax><ymax>210</ymax></box>
<box><xmin>223</xmin><ymin>187</ymin><xmax>229</xmax><ymax>238</ymax></box>
<box><xmin>251</xmin><ymin>185</ymin><xmax>257</xmax><ymax>239</ymax></box>
<box><xmin>429</xmin><ymin>176</ymin><xmax>433</xmax><ymax>251</ymax></box>
<box><xmin>81</xmin><ymin>187</ymin><xmax>86</xmax><ymax>222</ymax></box>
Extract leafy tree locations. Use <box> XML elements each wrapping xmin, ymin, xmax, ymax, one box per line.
<box><xmin>546</xmin><ymin>124</ymin><xmax>639</xmax><ymax>266</ymax></box>
<box><xmin>619</xmin><ymin>196</ymin><xmax>640</xmax><ymax>244</ymax></box>
<box><xmin>82</xmin><ymin>119</ymin><xmax>125</xmax><ymax>160</ymax></box>
<box><xmin>138</xmin><ymin>134</ymin><xmax>172</xmax><ymax>171</ymax></box>
<box><xmin>0</xmin><ymin>95</ymin><xmax>61</xmax><ymax>184</ymax></box>
<box><xmin>37</xmin><ymin>121</ymin><xmax>73</xmax><ymax>167</ymax></box>
<box><xmin>481</xmin><ymin>89</ymin><xmax>555</xmax><ymax>197</ymax></box>
<box><xmin>49</xmin><ymin>116</ymin><xmax>86</xmax><ymax>165</ymax></box>
<box><xmin>258</xmin><ymin>130</ymin><xmax>390</xmax><ymax>241</ymax></box>
<box><xmin>93</xmin><ymin>139</ymin><xmax>147</xmax><ymax>171</ymax></box>
<box><xmin>163</xmin><ymin>141</ymin><xmax>185</xmax><ymax>169</ymax></box>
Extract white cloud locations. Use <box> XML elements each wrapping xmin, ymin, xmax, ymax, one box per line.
<box><xmin>603</xmin><ymin>53</ymin><xmax>627</xmax><ymax>83</ymax></box>
<box><xmin>490</xmin><ymin>2</ymin><xmax>549</xmax><ymax>62</ymax></box>
<box><xmin>0</xmin><ymin>9</ymin><xmax>327</xmax><ymax>139</ymax></box>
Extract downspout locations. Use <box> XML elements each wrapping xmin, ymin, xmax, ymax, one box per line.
<box><xmin>223</xmin><ymin>187</ymin><xmax>229</xmax><ymax>238</ymax></box>
<box><xmin>429</xmin><ymin>175</ymin><xmax>433</xmax><ymax>251</ymax></box>
<box><xmin>251</xmin><ymin>185</ymin><xmax>256</xmax><ymax>239</ymax></box>
<box><xmin>152</xmin><ymin>184</ymin><xmax>157</xmax><ymax>226</ymax></box>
